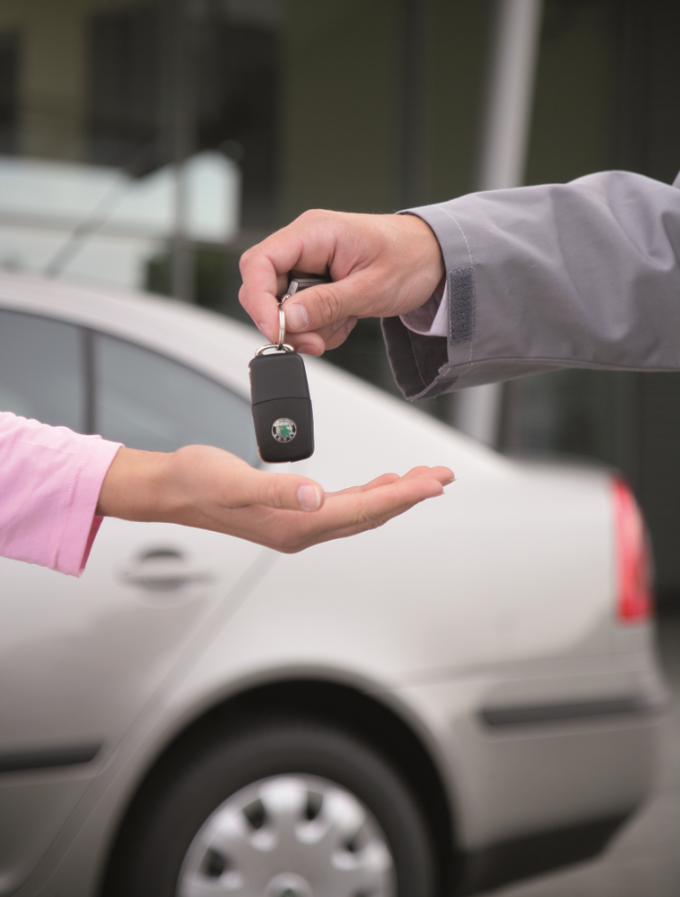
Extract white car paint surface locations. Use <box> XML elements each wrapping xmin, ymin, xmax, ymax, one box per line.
<box><xmin>0</xmin><ymin>272</ymin><xmax>668</xmax><ymax>897</ymax></box>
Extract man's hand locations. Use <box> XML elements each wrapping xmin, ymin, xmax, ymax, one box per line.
<box><xmin>97</xmin><ymin>445</ymin><xmax>454</xmax><ymax>553</ymax></box>
<box><xmin>239</xmin><ymin>210</ymin><xmax>445</xmax><ymax>356</ymax></box>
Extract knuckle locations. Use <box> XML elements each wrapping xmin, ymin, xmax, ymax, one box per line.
<box><xmin>351</xmin><ymin>504</ymin><xmax>377</xmax><ymax>531</ymax></box>
<box><xmin>363</xmin><ymin>513</ymin><xmax>384</xmax><ymax>532</ymax></box>
<box><xmin>238</xmin><ymin>246</ymin><xmax>254</xmax><ymax>273</ymax></box>
<box><xmin>265</xmin><ymin>478</ymin><xmax>286</xmax><ymax>510</ymax></box>
<box><xmin>297</xmin><ymin>208</ymin><xmax>327</xmax><ymax>224</ymax></box>
<box><xmin>238</xmin><ymin>282</ymin><xmax>249</xmax><ymax>309</ymax></box>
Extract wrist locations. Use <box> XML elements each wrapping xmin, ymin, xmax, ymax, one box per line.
<box><xmin>97</xmin><ymin>447</ymin><xmax>174</xmax><ymax>522</ymax></box>
<box><xmin>393</xmin><ymin>213</ymin><xmax>446</xmax><ymax>314</ymax></box>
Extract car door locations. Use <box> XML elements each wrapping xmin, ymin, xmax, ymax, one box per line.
<box><xmin>0</xmin><ymin>308</ymin><xmax>267</xmax><ymax>891</ymax></box>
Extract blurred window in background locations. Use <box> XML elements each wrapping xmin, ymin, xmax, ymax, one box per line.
<box><xmin>86</xmin><ymin>4</ymin><xmax>164</xmax><ymax>171</ymax></box>
<box><xmin>93</xmin><ymin>332</ymin><xmax>257</xmax><ymax>462</ymax></box>
<box><xmin>0</xmin><ymin>309</ymin><xmax>84</xmax><ymax>431</ymax></box>
<box><xmin>0</xmin><ymin>30</ymin><xmax>19</xmax><ymax>156</ymax></box>
<box><xmin>0</xmin><ymin>0</ymin><xmax>281</xmax><ymax>308</ymax></box>
<box><xmin>1</xmin><ymin>0</ymin><xmax>680</xmax><ymax>602</ymax></box>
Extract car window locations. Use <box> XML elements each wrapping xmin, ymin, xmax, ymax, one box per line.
<box><xmin>93</xmin><ymin>332</ymin><xmax>258</xmax><ymax>462</ymax></box>
<box><xmin>0</xmin><ymin>309</ymin><xmax>84</xmax><ymax>432</ymax></box>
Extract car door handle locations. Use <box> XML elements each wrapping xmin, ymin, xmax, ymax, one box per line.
<box><xmin>119</xmin><ymin>549</ymin><xmax>216</xmax><ymax>593</ymax></box>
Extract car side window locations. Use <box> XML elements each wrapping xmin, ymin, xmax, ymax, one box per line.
<box><xmin>93</xmin><ymin>332</ymin><xmax>258</xmax><ymax>462</ymax></box>
<box><xmin>0</xmin><ymin>309</ymin><xmax>84</xmax><ymax>432</ymax></box>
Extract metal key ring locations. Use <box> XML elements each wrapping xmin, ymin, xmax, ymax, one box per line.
<box><xmin>277</xmin><ymin>304</ymin><xmax>286</xmax><ymax>347</ymax></box>
<box><xmin>254</xmin><ymin>343</ymin><xmax>295</xmax><ymax>356</ymax></box>
<box><xmin>278</xmin><ymin>291</ymin><xmax>293</xmax><ymax>348</ymax></box>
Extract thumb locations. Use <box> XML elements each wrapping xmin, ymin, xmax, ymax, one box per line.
<box><xmin>242</xmin><ymin>469</ymin><xmax>325</xmax><ymax>512</ymax></box>
<box><xmin>284</xmin><ymin>277</ymin><xmax>363</xmax><ymax>336</ymax></box>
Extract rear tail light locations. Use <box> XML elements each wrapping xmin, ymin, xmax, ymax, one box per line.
<box><xmin>612</xmin><ymin>477</ymin><xmax>653</xmax><ymax>622</ymax></box>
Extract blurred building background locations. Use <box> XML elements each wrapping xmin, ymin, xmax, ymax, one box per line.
<box><xmin>1</xmin><ymin>0</ymin><xmax>680</xmax><ymax>606</ymax></box>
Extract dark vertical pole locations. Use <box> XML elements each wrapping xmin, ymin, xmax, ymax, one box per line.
<box><xmin>401</xmin><ymin>0</ymin><xmax>431</xmax><ymax>209</ymax></box>
<box><xmin>170</xmin><ymin>0</ymin><xmax>194</xmax><ymax>302</ymax></box>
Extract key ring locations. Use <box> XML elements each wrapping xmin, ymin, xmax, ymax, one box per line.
<box><xmin>254</xmin><ymin>290</ymin><xmax>295</xmax><ymax>356</ymax></box>
<box><xmin>254</xmin><ymin>342</ymin><xmax>294</xmax><ymax>356</ymax></box>
<box><xmin>277</xmin><ymin>282</ymin><xmax>300</xmax><ymax>348</ymax></box>
<box><xmin>255</xmin><ymin>276</ymin><xmax>330</xmax><ymax>356</ymax></box>
<box><xmin>253</xmin><ymin>291</ymin><xmax>294</xmax><ymax>355</ymax></box>
<box><xmin>277</xmin><ymin>298</ymin><xmax>288</xmax><ymax>348</ymax></box>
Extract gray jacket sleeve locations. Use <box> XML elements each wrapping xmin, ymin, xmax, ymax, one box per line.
<box><xmin>382</xmin><ymin>170</ymin><xmax>680</xmax><ymax>399</ymax></box>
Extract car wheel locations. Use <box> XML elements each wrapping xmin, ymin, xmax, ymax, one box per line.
<box><xmin>109</xmin><ymin>717</ymin><xmax>437</xmax><ymax>897</ymax></box>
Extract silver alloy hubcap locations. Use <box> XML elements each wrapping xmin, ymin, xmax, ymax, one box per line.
<box><xmin>265</xmin><ymin>871</ymin><xmax>313</xmax><ymax>897</ymax></box>
<box><xmin>177</xmin><ymin>774</ymin><xmax>395</xmax><ymax>896</ymax></box>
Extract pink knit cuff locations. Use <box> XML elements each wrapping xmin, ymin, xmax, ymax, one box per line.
<box><xmin>0</xmin><ymin>412</ymin><xmax>122</xmax><ymax>577</ymax></box>
<box><xmin>58</xmin><ymin>438</ymin><xmax>122</xmax><ymax>576</ymax></box>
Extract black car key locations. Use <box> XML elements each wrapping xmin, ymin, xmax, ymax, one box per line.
<box><xmin>249</xmin><ymin>348</ymin><xmax>313</xmax><ymax>463</ymax></box>
<box><xmin>249</xmin><ymin>275</ymin><xmax>329</xmax><ymax>463</ymax></box>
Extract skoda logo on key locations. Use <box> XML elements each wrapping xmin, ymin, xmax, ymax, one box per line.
<box><xmin>272</xmin><ymin>418</ymin><xmax>297</xmax><ymax>443</ymax></box>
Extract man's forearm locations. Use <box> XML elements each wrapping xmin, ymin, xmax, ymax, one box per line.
<box><xmin>390</xmin><ymin>169</ymin><xmax>680</xmax><ymax>397</ymax></box>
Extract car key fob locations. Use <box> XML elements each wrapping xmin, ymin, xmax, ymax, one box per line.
<box><xmin>249</xmin><ymin>274</ymin><xmax>329</xmax><ymax>463</ymax></box>
<box><xmin>250</xmin><ymin>347</ymin><xmax>314</xmax><ymax>462</ymax></box>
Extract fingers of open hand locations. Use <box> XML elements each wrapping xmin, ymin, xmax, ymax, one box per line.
<box><xmin>401</xmin><ymin>465</ymin><xmax>455</xmax><ymax>485</ymax></box>
<box><xmin>325</xmin><ymin>468</ymin><xmax>452</xmax><ymax>500</ymax></box>
<box><xmin>325</xmin><ymin>472</ymin><xmax>401</xmax><ymax>498</ymax></box>
<box><xmin>278</xmin><ymin>472</ymin><xmax>451</xmax><ymax>552</ymax></box>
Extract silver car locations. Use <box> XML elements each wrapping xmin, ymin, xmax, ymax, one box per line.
<box><xmin>0</xmin><ymin>272</ymin><xmax>667</xmax><ymax>897</ymax></box>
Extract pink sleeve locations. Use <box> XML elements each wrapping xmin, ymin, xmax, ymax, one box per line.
<box><xmin>0</xmin><ymin>412</ymin><xmax>123</xmax><ymax>577</ymax></box>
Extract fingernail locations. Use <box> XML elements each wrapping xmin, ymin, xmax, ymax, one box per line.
<box><xmin>286</xmin><ymin>303</ymin><xmax>309</xmax><ymax>331</ymax></box>
<box><xmin>298</xmin><ymin>344</ymin><xmax>318</xmax><ymax>355</ymax></box>
<box><xmin>298</xmin><ymin>484</ymin><xmax>322</xmax><ymax>511</ymax></box>
<box><xmin>259</xmin><ymin>322</ymin><xmax>272</xmax><ymax>341</ymax></box>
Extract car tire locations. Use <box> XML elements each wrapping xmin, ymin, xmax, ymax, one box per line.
<box><xmin>107</xmin><ymin>716</ymin><xmax>437</xmax><ymax>897</ymax></box>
